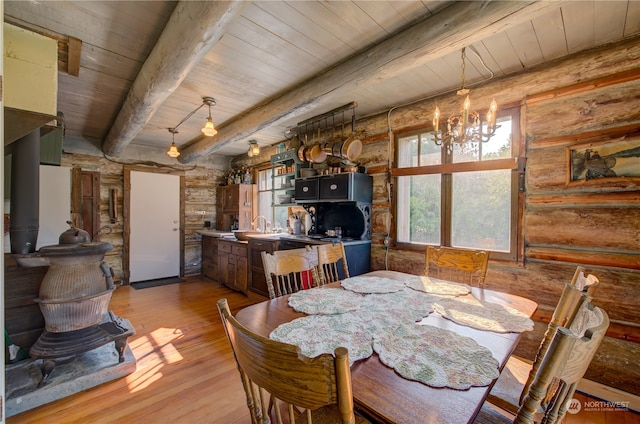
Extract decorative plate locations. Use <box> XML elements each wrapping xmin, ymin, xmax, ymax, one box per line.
<box><xmin>405</xmin><ymin>276</ymin><xmax>471</xmax><ymax>296</ymax></box>
<box><xmin>341</xmin><ymin>276</ymin><xmax>407</xmax><ymax>294</ymax></box>
<box><xmin>287</xmin><ymin>287</ymin><xmax>363</xmax><ymax>315</ymax></box>
<box><xmin>269</xmin><ymin>314</ymin><xmax>373</xmax><ymax>365</ymax></box>
<box><xmin>433</xmin><ymin>297</ymin><xmax>534</xmax><ymax>333</ymax></box>
<box><xmin>373</xmin><ymin>323</ymin><xmax>499</xmax><ymax>389</ymax></box>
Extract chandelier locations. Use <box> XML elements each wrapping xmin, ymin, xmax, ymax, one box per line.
<box><xmin>432</xmin><ymin>47</ymin><xmax>498</xmax><ymax>153</ymax></box>
<box><xmin>247</xmin><ymin>140</ymin><xmax>260</xmax><ymax>157</ymax></box>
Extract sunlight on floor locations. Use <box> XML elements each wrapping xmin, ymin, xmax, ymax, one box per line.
<box><xmin>125</xmin><ymin>327</ymin><xmax>185</xmax><ymax>393</ymax></box>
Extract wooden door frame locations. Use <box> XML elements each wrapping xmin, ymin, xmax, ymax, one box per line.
<box><xmin>123</xmin><ymin>165</ymin><xmax>185</xmax><ymax>285</ymax></box>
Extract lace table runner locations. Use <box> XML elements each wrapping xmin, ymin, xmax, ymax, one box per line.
<box><xmin>405</xmin><ymin>275</ymin><xmax>471</xmax><ymax>296</ymax></box>
<box><xmin>269</xmin><ymin>314</ymin><xmax>373</xmax><ymax>365</ymax></box>
<box><xmin>373</xmin><ymin>323</ymin><xmax>499</xmax><ymax>389</ymax></box>
<box><xmin>433</xmin><ymin>297</ymin><xmax>534</xmax><ymax>333</ymax></box>
<box><xmin>288</xmin><ymin>287</ymin><xmax>364</xmax><ymax>315</ymax></box>
<box><xmin>341</xmin><ymin>275</ymin><xmax>407</xmax><ymax>293</ymax></box>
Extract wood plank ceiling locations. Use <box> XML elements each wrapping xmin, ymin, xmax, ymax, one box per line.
<box><xmin>4</xmin><ymin>1</ymin><xmax>640</xmax><ymax>163</ymax></box>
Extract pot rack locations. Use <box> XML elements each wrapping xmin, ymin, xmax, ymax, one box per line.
<box><xmin>284</xmin><ymin>102</ymin><xmax>363</xmax><ymax>164</ymax></box>
<box><xmin>285</xmin><ymin>101</ymin><xmax>357</xmax><ymax>144</ymax></box>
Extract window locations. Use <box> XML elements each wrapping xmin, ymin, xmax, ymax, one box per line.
<box><xmin>392</xmin><ymin>107</ymin><xmax>522</xmax><ymax>261</ymax></box>
<box><xmin>256</xmin><ymin>167</ymin><xmax>289</xmax><ymax>232</ymax></box>
<box><xmin>256</xmin><ymin>167</ymin><xmax>274</xmax><ymax>228</ymax></box>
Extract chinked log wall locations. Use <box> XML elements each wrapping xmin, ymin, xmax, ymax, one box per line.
<box><xmin>356</xmin><ymin>35</ymin><xmax>640</xmax><ymax>395</ymax></box>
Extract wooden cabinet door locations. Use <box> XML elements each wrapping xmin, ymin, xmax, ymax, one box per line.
<box><xmin>218</xmin><ymin>240</ymin><xmax>232</xmax><ymax>285</ymax></box>
<box><xmin>248</xmin><ymin>238</ymin><xmax>279</xmax><ymax>298</ymax></box>
<box><xmin>236</xmin><ymin>255</ymin><xmax>248</xmax><ymax>293</ymax></box>
<box><xmin>201</xmin><ymin>236</ymin><xmax>219</xmax><ymax>280</ymax></box>
<box><xmin>223</xmin><ymin>186</ymin><xmax>239</xmax><ymax>213</ymax></box>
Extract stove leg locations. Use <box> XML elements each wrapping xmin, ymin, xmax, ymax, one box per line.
<box><xmin>115</xmin><ymin>338</ymin><xmax>127</xmax><ymax>362</ymax></box>
<box><xmin>38</xmin><ymin>359</ymin><xmax>56</xmax><ymax>388</ymax></box>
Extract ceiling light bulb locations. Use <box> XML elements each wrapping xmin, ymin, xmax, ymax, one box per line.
<box><xmin>247</xmin><ymin>141</ymin><xmax>260</xmax><ymax>157</ymax></box>
<box><xmin>202</xmin><ymin>116</ymin><xmax>217</xmax><ymax>136</ymax></box>
<box><xmin>167</xmin><ymin>142</ymin><xmax>180</xmax><ymax>158</ymax></box>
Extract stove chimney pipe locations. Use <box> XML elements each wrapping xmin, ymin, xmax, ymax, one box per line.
<box><xmin>10</xmin><ymin>129</ymin><xmax>40</xmax><ymax>254</ymax></box>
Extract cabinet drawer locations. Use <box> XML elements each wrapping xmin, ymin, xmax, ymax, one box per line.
<box><xmin>295</xmin><ymin>178</ymin><xmax>319</xmax><ymax>201</ymax></box>
<box><xmin>219</xmin><ymin>242</ymin><xmax>232</xmax><ymax>253</ymax></box>
<box><xmin>232</xmin><ymin>245</ymin><xmax>247</xmax><ymax>256</ymax></box>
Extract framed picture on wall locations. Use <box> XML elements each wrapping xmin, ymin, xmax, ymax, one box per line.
<box><xmin>567</xmin><ymin>137</ymin><xmax>640</xmax><ymax>185</ymax></box>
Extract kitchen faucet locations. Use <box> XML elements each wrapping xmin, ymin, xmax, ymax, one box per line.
<box><xmin>252</xmin><ymin>215</ymin><xmax>270</xmax><ymax>233</ymax></box>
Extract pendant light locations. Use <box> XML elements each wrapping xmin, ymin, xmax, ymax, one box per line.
<box><xmin>201</xmin><ymin>96</ymin><xmax>217</xmax><ymax>136</ymax></box>
<box><xmin>247</xmin><ymin>140</ymin><xmax>260</xmax><ymax>157</ymax></box>
<box><xmin>167</xmin><ymin>128</ymin><xmax>180</xmax><ymax>158</ymax></box>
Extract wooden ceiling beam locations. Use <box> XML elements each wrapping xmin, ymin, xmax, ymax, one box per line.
<box><xmin>102</xmin><ymin>0</ymin><xmax>248</xmax><ymax>158</ymax></box>
<box><xmin>178</xmin><ymin>0</ymin><xmax>563</xmax><ymax>163</ymax></box>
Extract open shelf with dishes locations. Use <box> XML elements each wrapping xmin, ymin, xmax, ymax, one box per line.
<box><xmin>270</xmin><ymin>150</ymin><xmax>302</xmax><ymax>207</ymax></box>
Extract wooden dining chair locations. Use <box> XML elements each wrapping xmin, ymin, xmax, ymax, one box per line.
<box><xmin>424</xmin><ymin>246</ymin><xmax>489</xmax><ymax>288</ymax></box>
<box><xmin>262</xmin><ymin>247</ymin><xmax>320</xmax><ymax>299</ymax></box>
<box><xmin>477</xmin><ymin>299</ymin><xmax>609</xmax><ymax>424</ymax></box>
<box><xmin>486</xmin><ymin>266</ymin><xmax>600</xmax><ymax>413</ymax></box>
<box><xmin>217</xmin><ymin>298</ymin><xmax>370</xmax><ymax>424</ymax></box>
<box><xmin>315</xmin><ymin>242</ymin><xmax>349</xmax><ymax>285</ymax></box>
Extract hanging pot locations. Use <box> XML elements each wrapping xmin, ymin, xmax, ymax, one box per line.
<box><xmin>309</xmin><ymin>144</ymin><xmax>327</xmax><ymax>163</ymax></box>
<box><xmin>341</xmin><ymin>135</ymin><xmax>362</xmax><ymax>161</ymax></box>
<box><xmin>297</xmin><ymin>145</ymin><xmax>307</xmax><ymax>162</ymax></box>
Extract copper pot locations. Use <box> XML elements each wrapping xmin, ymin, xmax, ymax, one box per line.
<box><xmin>309</xmin><ymin>144</ymin><xmax>327</xmax><ymax>163</ymax></box>
<box><xmin>341</xmin><ymin>135</ymin><xmax>362</xmax><ymax>161</ymax></box>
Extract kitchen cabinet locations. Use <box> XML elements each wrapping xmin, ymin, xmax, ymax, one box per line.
<box><xmin>201</xmin><ymin>235</ymin><xmax>219</xmax><ymax>280</ymax></box>
<box><xmin>218</xmin><ymin>239</ymin><xmax>248</xmax><ymax>293</ymax></box>
<box><xmin>295</xmin><ymin>172</ymin><xmax>372</xmax><ymax>203</ymax></box>
<box><xmin>248</xmin><ymin>237</ymin><xmax>280</xmax><ymax>298</ymax></box>
<box><xmin>216</xmin><ymin>184</ymin><xmax>256</xmax><ymax>231</ymax></box>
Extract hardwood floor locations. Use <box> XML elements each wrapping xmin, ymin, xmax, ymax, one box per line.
<box><xmin>7</xmin><ymin>276</ymin><xmax>639</xmax><ymax>424</ymax></box>
<box><xmin>7</xmin><ymin>276</ymin><xmax>255</xmax><ymax>424</ymax></box>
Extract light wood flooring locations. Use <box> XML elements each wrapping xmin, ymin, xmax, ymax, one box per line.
<box><xmin>7</xmin><ymin>276</ymin><xmax>639</xmax><ymax>424</ymax></box>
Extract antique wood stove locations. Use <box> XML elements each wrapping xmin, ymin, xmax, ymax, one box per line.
<box><xmin>17</xmin><ymin>223</ymin><xmax>134</xmax><ymax>387</ymax></box>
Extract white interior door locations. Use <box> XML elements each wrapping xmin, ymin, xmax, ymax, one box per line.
<box><xmin>38</xmin><ymin>165</ymin><xmax>71</xmax><ymax>249</ymax></box>
<box><xmin>129</xmin><ymin>171</ymin><xmax>180</xmax><ymax>282</ymax></box>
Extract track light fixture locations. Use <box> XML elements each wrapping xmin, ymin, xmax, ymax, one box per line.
<box><xmin>165</xmin><ymin>96</ymin><xmax>217</xmax><ymax>158</ymax></box>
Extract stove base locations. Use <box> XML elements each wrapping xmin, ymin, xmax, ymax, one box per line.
<box><xmin>29</xmin><ymin>311</ymin><xmax>135</xmax><ymax>387</ymax></box>
<box><xmin>5</xmin><ymin>342</ymin><xmax>136</xmax><ymax>417</ymax></box>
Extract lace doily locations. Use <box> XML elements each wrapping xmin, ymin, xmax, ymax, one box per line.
<box><xmin>405</xmin><ymin>276</ymin><xmax>471</xmax><ymax>296</ymax></box>
<box><xmin>345</xmin><ymin>289</ymin><xmax>438</xmax><ymax>335</ymax></box>
<box><xmin>433</xmin><ymin>297</ymin><xmax>534</xmax><ymax>333</ymax></box>
<box><xmin>288</xmin><ymin>287</ymin><xmax>363</xmax><ymax>314</ymax></box>
<box><xmin>341</xmin><ymin>276</ymin><xmax>407</xmax><ymax>293</ymax></box>
<box><xmin>269</xmin><ymin>314</ymin><xmax>373</xmax><ymax>365</ymax></box>
<box><xmin>373</xmin><ymin>323</ymin><xmax>499</xmax><ymax>389</ymax></box>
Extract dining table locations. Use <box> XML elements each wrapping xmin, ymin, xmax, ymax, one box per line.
<box><xmin>235</xmin><ymin>270</ymin><xmax>538</xmax><ymax>424</ymax></box>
